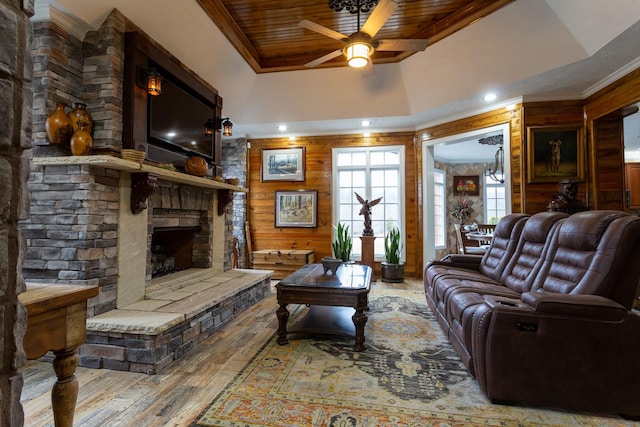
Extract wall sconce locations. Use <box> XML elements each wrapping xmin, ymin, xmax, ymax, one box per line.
<box><xmin>484</xmin><ymin>146</ymin><xmax>505</xmax><ymax>183</ymax></box>
<box><xmin>146</xmin><ymin>68</ymin><xmax>163</xmax><ymax>96</ymax></box>
<box><xmin>138</xmin><ymin>67</ymin><xmax>163</xmax><ymax>96</ymax></box>
<box><xmin>220</xmin><ymin>118</ymin><xmax>233</xmax><ymax>137</ymax></box>
<box><xmin>204</xmin><ymin>118</ymin><xmax>215</xmax><ymax>136</ymax></box>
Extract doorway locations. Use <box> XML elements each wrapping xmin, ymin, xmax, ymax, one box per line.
<box><xmin>421</xmin><ymin>123</ymin><xmax>511</xmax><ymax>263</ymax></box>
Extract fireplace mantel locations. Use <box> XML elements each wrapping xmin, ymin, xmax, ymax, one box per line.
<box><xmin>32</xmin><ymin>156</ymin><xmax>247</xmax><ymax>192</ymax></box>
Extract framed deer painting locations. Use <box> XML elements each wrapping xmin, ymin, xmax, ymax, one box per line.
<box><xmin>527</xmin><ymin>126</ymin><xmax>584</xmax><ymax>183</ymax></box>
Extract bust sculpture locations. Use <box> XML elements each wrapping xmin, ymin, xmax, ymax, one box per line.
<box><xmin>547</xmin><ymin>179</ymin><xmax>587</xmax><ymax>214</ymax></box>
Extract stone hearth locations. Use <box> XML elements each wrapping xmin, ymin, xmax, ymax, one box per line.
<box><xmin>82</xmin><ymin>268</ymin><xmax>271</xmax><ymax>374</ymax></box>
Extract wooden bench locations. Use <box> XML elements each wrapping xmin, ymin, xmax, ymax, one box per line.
<box><xmin>251</xmin><ymin>250</ymin><xmax>315</xmax><ymax>279</ymax></box>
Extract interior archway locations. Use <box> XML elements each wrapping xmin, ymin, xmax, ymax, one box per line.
<box><xmin>422</xmin><ymin>123</ymin><xmax>511</xmax><ymax>263</ymax></box>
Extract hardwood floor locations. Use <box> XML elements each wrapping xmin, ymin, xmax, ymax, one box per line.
<box><xmin>21</xmin><ymin>277</ymin><xmax>423</xmax><ymax>427</ymax></box>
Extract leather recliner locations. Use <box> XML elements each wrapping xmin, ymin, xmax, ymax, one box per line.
<box><xmin>424</xmin><ymin>210</ymin><xmax>640</xmax><ymax>417</ymax></box>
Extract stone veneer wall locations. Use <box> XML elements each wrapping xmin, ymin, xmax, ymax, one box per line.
<box><xmin>1</xmin><ymin>0</ymin><xmax>33</xmax><ymax>425</ymax></box>
<box><xmin>222</xmin><ymin>138</ymin><xmax>248</xmax><ymax>268</ymax></box>
<box><xmin>31</xmin><ymin>10</ymin><xmax>125</xmax><ymax>155</ymax></box>
<box><xmin>21</xmin><ymin>165</ymin><xmax>121</xmax><ymax>316</ymax></box>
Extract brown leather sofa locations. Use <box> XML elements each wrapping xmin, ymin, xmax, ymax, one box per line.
<box><xmin>424</xmin><ymin>210</ymin><xmax>640</xmax><ymax>417</ymax></box>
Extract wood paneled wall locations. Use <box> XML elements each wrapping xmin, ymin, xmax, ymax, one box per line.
<box><xmin>247</xmin><ymin>132</ymin><xmax>418</xmax><ymax>277</ymax></box>
<box><xmin>521</xmin><ymin>101</ymin><xmax>585</xmax><ymax>213</ymax></box>
<box><xmin>585</xmin><ymin>67</ymin><xmax>640</xmax><ymax>210</ymax></box>
<box><xmin>245</xmin><ymin>68</ymin><xmax>640</xmax><ymax>279</ymax></box>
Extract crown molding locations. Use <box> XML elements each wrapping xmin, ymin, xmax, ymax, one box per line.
<box><xmin>31</xmin><ymin>1</ymin><xmax>95</xmax><ymax>40</ymax></box>
<box><xmin>583</xmin><ymin>57</ymin><xmax>640</xmax><ymax>98</ymax></box>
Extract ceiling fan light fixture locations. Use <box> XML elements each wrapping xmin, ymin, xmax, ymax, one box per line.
<box><xmin>344</xmin><ymin>41</ymin><xmax>372</xmax><ymax>68</ymax></box>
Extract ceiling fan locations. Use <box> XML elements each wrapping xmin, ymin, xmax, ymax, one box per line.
<box><xmin>299</xmin><ymin>0</ymin><xmax>428</xmax><ymax>69</ymax></box>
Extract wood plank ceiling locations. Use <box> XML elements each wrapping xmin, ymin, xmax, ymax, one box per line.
<box><xmin>196</xmin><ymin>0</ymin><xmax>514</xmax><ymax>73</ymax></box>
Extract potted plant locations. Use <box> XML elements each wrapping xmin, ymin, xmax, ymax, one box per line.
<box><xmin>382</xmin><ymin>227</ymin><xmax>404</xmax><ymax>282</ymax></box>
<box><xmin>332</xmin><ymin>223</ymin><xmax>353</xmax><ymax>262</ymax></box>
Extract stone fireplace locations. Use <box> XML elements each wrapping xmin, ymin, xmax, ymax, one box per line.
<box><xmin>21</xmin><ymin>156</ymin><xmax>229</xmax><ymax>313</ymax></box>
<box><xmin>21</xmin><ymin>7</ymin><xmax>264</xmax><ymax>373</ymax></box>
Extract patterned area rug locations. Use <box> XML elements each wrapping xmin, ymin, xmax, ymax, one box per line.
<box><xmin>192</xmin><ymin>289</ymin><xmax>632</xmax><ymax>427</ymax></box>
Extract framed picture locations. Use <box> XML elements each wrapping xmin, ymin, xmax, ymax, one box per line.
<box><xmin>527</xmin><ymin>126</ymin><xmax>584</xmax><ymax>183</ymax></box>
<box><xmin>275</xmin><ymin>190</ymin><xmax>317</xmax><ymax>228</ymax></box>
<box><xmin>453</xmin><ymin>175</ymin><xmax>480</xmax><ymax>196</ymax></box>
<box><xmin>261</xmin><ymin>147</ymin><xmax>305</xmax><ymax>181</ymax></box>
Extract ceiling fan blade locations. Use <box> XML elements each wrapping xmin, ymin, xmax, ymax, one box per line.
<box><xmin>361</xmin><ymin>0</ymin><xmax>399</xmax><ymax>38</ymax></box>
<box><xmin>299</xmin><ymin>19</ymin><xmax>347</xmax><ymax>41</ymax></box>
<box><xmin>376</xmin><ymin>39</ymin><xmax>428</xmax><ymax>52</ymax></box>
<box><xmin>304</xmin><ymin>49</ymin><xmax>343</xmax><ymax>68</ymax></box>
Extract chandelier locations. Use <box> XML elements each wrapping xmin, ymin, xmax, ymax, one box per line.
<box><xmin>479</xmin><ymin>135</ymin><xmax>504</xmax><ymax>183</ymax></box>
<box><xmin>484</xmin><ymin>146</ymin><xmax>505</xmax><ymax>183</ymax></box>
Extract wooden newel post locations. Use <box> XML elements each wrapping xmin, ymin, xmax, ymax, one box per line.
<box><xmin>360</xmin><ymin>235</ymin><xmax>376</xmax><ymax>282</ymax></box>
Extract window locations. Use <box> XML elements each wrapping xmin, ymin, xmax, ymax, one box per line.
<box><xmin>434</xmin><ymin>169</ymin><xmax>445</xmax><ymax>248</ymax></box>
<box><xmin>333</xmin><ymin>146</ymin><xmax>405</xmax><ymax>260</ymax></box>
<box><xmin>484</xmin><ymin>175</ymin><xmax>506</xmax><ymax>223</ymax></box>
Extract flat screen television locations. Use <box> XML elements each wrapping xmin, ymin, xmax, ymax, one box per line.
<box><xmin>146</xmin><ymin>70</ymin><xmax>217</xmax><ymax>166</ymax></box>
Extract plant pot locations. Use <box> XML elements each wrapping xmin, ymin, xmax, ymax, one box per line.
<box><xmin>321</xmin><ymin>257</ymin><xmax>342</xmax><ymax>275</ymax></box>
<box><xmin>381</xmin><ymin>261</ymin><xmax>404</xmax><ymax>283</ymax></box>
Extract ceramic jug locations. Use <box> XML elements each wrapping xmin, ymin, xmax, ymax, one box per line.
<box><xmin>45</xmin><ymin>102</ymin><xmax>73</xmax><ymax>145</ymax></box>
<box><xmin>68</xmin><ymin>102</ymin><xmax>93</xmax><ymax>134</ymax></box>
<box><xmin>70</xmin><ymin>121</ymin><xmax>93</xmax><ymax>156</ymax></box>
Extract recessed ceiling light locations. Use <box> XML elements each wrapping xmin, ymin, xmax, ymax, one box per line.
<box><xmin>278</xmin><ymin>125</ymin><xmax>287</xmax><ymax>131</ymax></box>
<box><xmin>361</xmin><ymin>120</ymin><xmax>371</xmax><ymax>127</ymax></box>
<box><xmin>363</xmin><ymin>132</ymin><xmax>371</xmax><ymax>137</ymax></box>
<box><xmin>190</xmin><ymin>141</ymin><xmax>197</xmax><ymax>145</ymax></box>
<box><xmin>167</xmin><ymin>132</ymin><xmax>176</xmax><ymax>138</ymax></box>
<box><xmin>484</xmin><ymin>93</ymin><xmax>497</xmax><ymax>102</ymax></box>
<box><xmin>289</xmin><ymin>136</ymin><xmax>296</xmax><ymax>141</ymax></box>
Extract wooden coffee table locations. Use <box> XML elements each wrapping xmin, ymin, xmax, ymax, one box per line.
<box><xmin>276</xmin><ymin>263</ymin><xmax>372</xmax><ymax>351</ymax></box>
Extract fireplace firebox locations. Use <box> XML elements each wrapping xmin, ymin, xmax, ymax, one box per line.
<box><xmin>151</xmin><ymin>226</ymin><xmax>201</xmax><ymax>277</ymax></box>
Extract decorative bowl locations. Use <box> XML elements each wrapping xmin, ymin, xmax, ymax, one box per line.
<box><xmin>184</xmin><ymin>156</ymin><xmax>209</xmax><ymax>176</ymax></box>
<box><xmin>226</xmin><ymin>178</ymin><xmax>240</xmax><ymax>186</ymax></box>
<box><xmin>463</xmin><ymin>223</ymin><xmax>478</xmax><ymax>232</ymax></box>
<box><xmin>321</xmin><ymin>257</ymin><xmax>342</xmax><ymax>275</ymax></box>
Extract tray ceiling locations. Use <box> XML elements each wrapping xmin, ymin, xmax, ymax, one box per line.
<box><xmin>196</xmin><ymin>0</ymin><xmax>514</xmax><ymax>73</ymax></box>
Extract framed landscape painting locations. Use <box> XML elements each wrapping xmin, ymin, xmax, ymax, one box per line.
<box><xmin>527</xmin><ymin>126</ymin><xmax>584</xmax><ymax>183</ymax></box>
<box><xmin>275</xmin><ymin>190</ymin><xmax>317</xmax><ymax>228</ymax></box>
<box><xmin>261</xmin><ymin>147</ymin><xmax>305</xmax><ymax>181</ymax></box>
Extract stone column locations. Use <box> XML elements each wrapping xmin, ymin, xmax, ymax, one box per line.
<box><xmin>0</xmin><ymin>0</ymin><xmax>34</xmax><ymax>426</ymax></box>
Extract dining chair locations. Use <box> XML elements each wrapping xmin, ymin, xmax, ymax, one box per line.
<box><xmin>475</xmin><ymin>223</ymin><xmax>496</xmax><ymax>246</ymax></box>
<box><xmin>454</xmin><ymin>224</ymin><xmax>487</xmax><ymax>255</ymax></box>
